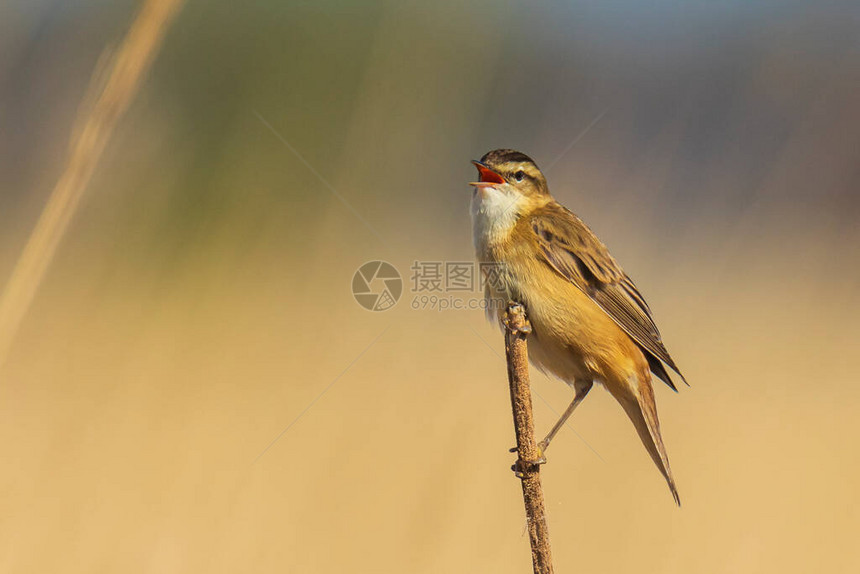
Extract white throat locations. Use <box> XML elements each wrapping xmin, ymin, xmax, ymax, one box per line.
<box><xmin>470</xmin><ymin>186</ymin><xmax>525</xmax><ymax>257</ymax></box>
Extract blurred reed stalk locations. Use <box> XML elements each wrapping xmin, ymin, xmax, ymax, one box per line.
<box><xmin>0</xmin><ymin>0</ymin><xmax>185</xmax><ymax>371</ymax></box>
<box><xmin>505</xmin><ymin>303</ymin><xmax>555</xmax><ymax>574</ymax></box>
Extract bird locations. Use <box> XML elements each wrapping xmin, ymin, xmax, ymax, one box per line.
<box><xmin>469</xmin><ymin>148</ymin><xmax>686</xmax><ymax>505</ymax></box>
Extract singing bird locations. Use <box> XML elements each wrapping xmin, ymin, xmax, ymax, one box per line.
<box><xmin>470</xmin><ymin>148</ymin><xmax>686</xmax><ymax>504</ymax></box>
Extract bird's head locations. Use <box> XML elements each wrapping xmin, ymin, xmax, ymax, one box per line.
<box><xmin>470</xmin><ymin>149</ymin><xmax>550</xmax><ymax>215</ymax></box>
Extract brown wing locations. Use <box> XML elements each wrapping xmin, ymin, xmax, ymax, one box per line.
<box><xmin>530</xmin><ymin>202</ymin><xmax>686</xmax><ymax>389</ymax></box>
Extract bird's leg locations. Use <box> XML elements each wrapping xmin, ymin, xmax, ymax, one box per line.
<box><xmin>537</xmin><ymin>379</ymin><xmax>593</xmax><ymax>455</ymax></box>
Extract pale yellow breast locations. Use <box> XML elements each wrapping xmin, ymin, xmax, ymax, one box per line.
<box><xmin>491</xmin><ymin>220</ymin><xmax>643</xmax><ymax>386</ymax></box>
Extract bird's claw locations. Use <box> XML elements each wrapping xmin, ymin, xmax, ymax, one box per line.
<box><xmin>503</xmin><ymin>304</ymin><xmax>532</xmax><ymax>334</ymax></box>
<box><xmin>509</xmin><ymin>441</ymin><xmax>549</xmax><ymax>455</ymax></box>
<box><xmin>509</xmin><ymin>444</ymin><xmax>547</xmax><ymax>478</ymax></box>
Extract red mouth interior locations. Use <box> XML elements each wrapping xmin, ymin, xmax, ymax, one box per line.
<box><xmin>477</xmin><ymin>166</ymin><xmax>505</xmax><ymax>185</ymax></box>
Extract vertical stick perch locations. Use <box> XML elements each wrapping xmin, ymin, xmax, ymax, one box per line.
<box><xmin>504</xmin><ymin>303</ymin><xmax>554</xmax><ymax>574</ymax></box>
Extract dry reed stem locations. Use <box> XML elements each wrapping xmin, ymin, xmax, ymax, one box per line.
<box><xmin>505</xmin><ymin>303</ymin><xmax>554</xmax><ymax>574</ymax></box>
<box><xmin>0</xmin><ymin>0</ymin><xmax>185</xmax><ymax>370</ymax></box>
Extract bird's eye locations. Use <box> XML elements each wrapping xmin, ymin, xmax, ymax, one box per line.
<box><xmin>514</xmin><ymin>170</ymin><xmax>525</xmax><ymax>182</ymax></box>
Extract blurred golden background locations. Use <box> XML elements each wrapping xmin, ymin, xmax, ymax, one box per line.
<box><xmin>1</xmin><ymin>0</ymin><xmax>858</xmax><ymax>572</ymax></box>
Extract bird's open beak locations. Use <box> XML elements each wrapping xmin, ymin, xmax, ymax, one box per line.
<box><xmin>470</xmin><ymin>160</ymin><xmax>505</xmax><ymax>188</ymax></box>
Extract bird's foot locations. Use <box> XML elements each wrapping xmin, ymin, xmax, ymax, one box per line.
<box><xmin>503</xmin><ymin>303</ymin><xmax>532</xmax><ymax>334</ymax></box>
<box><xmin>509</xmin><ymin>440</ymin><xmax>550</xmax><ymax>455</ymax></box>
<box><xmin>509</xmin><ymin>444</ymin><xmax>546</xmax><ymax>478</ymax></box>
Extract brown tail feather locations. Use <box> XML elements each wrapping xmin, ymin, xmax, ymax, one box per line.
<box><xmin>616</xmin><ymin>374</ymin><xmax>680</xmax><ymax>505</ymax></box>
